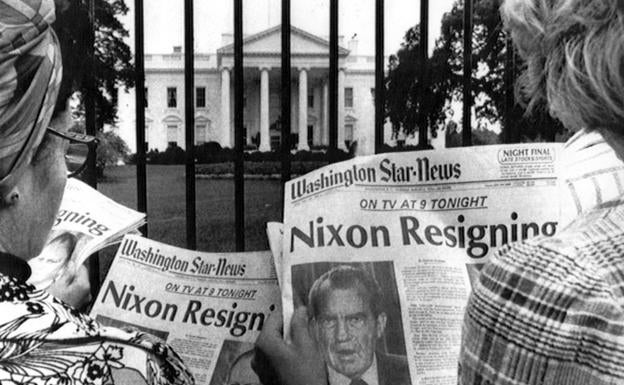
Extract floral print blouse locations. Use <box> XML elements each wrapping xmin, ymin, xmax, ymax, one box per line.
<box><xmin>0</xmin><ymin>273</ymin><xmax>195</xmax><ymax>384</ymax></box>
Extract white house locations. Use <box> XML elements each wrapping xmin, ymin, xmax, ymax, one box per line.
<box><xmin>115</xmin><ymin>25</ymin><xmax>412</xmax><ymax>155</ymax></box>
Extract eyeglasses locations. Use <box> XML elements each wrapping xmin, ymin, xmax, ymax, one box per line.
<box><xmin>47</xmin><ymin>127</ymin><xmax>98</xmax><ymax>178</ymax></box>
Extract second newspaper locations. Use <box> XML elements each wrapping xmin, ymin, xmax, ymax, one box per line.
<box><xmin>91</xmin><ymin>235</ymin><xmax>281</xmax><ymax>385</ymax></box>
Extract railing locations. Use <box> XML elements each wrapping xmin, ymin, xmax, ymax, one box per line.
<box><xmin>85</xmin><ymin>0</ymin><xmax>98</xmax><ymax>296</ymax></box>
<box><xmin>82</xmin><ymin>0</ymin><xmax>517</xmax><ymax>289</ymax></box>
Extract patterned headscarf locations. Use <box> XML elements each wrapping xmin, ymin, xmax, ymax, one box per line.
<box><xmin>0</xmin><ymin>0</ymin><xmax>62</xmax><ymax>189</ymax></box>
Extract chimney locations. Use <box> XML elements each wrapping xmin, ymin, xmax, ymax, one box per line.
<box><xmin>348</xmin><ymin>34</ymin><xmax>358</xmax><ymax>54</ymax></box>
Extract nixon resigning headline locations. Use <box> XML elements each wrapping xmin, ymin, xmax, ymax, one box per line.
<box><xmin>99</xmin><ymin>279</ymin><xmax>275</xmax><ymax>337</ymax></box>
<box><xmin>289</xmin><ymin>212</ymin><xmax>558</xmax><ymax>259</ymax></box>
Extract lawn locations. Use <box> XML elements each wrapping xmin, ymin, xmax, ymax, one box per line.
<box><xmin>96</xmin><ymin>165</ymin><xmax>283</xmax><ymax>279</ymax></box>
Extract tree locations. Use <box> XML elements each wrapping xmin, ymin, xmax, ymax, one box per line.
<box><xmin>385</xmin><ymin>28</ymin><xmax>449</xmax><ymax>139</ymax></box>
<box><xmin>53</xmin><ymin>0</ymin><xmax>133</xmax><ymax>129</ymax></box>
<box><xmin>96</xmin><ymin>130</ymin><xmax>131</xmax><ymax>177</ymax></box>
<box><xmin>385</xmin><ymin>0</ymin><xmax>565</xmax><ymax>143</ymax></box>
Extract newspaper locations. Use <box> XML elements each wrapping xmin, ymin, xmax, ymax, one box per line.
<box><xmin>28</xmin><ymin>178</ymin><xmax>146</xmax><ymax>290</ymax></box>
<box><xmin>266</xmin><ymin>222</ymin><xmax>284</xmax><ymax>286</ymax></box>
<box><xmin>279</xmin><ymin>144</ymin><xmax>563</xmax><ymax>385</ymax></box>
<box><xmin>90</xmin><ymin>235</ymin><xmax>281</xmax><ymax>385</ymax></box>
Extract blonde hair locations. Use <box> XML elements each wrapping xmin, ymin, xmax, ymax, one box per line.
<box><xmin>500</xmin><ymin>0</ymin><xmax>624</xmax><ymax>131</ymax></box>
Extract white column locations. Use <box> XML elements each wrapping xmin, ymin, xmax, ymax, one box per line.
<box><xmin>337</xmin><ymin>68</ymin><xmax>347</xmax><ymax>150</ymax></box>
<box><xmin>259</xmin><ymin>68</ymin><xmax>271</xmax><ymax>151</ymax></box>
<box><xmin>220</xmin><ymin>68</ymin><xmax>232</xmax><ymax>148</ymax></box>
<box><xmin>291</xmin><ymin>84</ymin><xmax>298</xmax><ymax>146</ymax></box>
<box><xmin>322</xmin><ymin>81</ymin><xmax>329</xmax><ymax>146</ymax></box>
<box><xmin>298</xmin><ymin>68</ymin><xmax>309</xmax><ymax>151</ymax></box>
<box><xmin>313</xmin><ymin>85</ymin><xmax>322</xmax><ymax>145</ymax></box>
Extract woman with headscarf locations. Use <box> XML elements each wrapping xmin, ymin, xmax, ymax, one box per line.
<box><xmin>0</xmin><ymin>1</ymin><xmax>193</xmax><ymax>383</ymax></box>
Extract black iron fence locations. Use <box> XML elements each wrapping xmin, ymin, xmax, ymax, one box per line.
<box><xmin>82</xmin><ymin>0</ymin><xmax>517</xmax><ymax>289</ymax></box>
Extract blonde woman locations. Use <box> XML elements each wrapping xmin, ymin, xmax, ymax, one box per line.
<box><xmin>460</xmin><ymin>0</ymin><xmax>624</xmax><ymax>384</ymax></box>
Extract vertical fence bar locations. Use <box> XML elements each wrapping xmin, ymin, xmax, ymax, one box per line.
<box><xmin>184</xmin><ymin>0</ymin><xmax>196</xmax><ymax>249</ymax></box>
<box><xmin>281</xmin><ymin>0</ymin><xmax>292</xmax><ymax>187</ymax></box>
<box><xmin>503</xmin><ymin>35</ymin><xmax>515</xmax><ymax>144</ymax></box>
<box><xmin>85</xmin><ymin>0</ymin><xmax>99</xmax><ymax>295</ymax></box>
<box><xmin>234</xmin><ymin>0</ymin><xmax>245</xmax><ymax>251</ymax></box>
<box><xmin>84</xmin><ymin>0</ymin><xmax>97</xmax><ymax>185</ymax></box>
<box><xmin>417</xmin><ymin>0</ymin><xmax>429</xmax><ymax>149</ymax></box>
<box><xmin>462</xmin><ymin>0</ymin><xmax>473</xmax><ymax>146</ymax></box>
<box><xmin>134</xmin><ymin>0</ymin><xmax>147</xmax><ymax>235</ymax></box>
<box><xmin>329</xmin><ymin>0</ymin><xmax>339</xmax><ymax>160</ymax></box>
<box><xmin>374</xmin><ymin>0</ymin><xmax>384</xmax><ymax>154</ymax></box>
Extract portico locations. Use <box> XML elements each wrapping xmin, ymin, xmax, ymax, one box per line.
<box><xmin>116</xmin><ymin>25</ymin><xmax>382</xmax><ymax>155</ymax></box>
<box><xmin>217</xmin><ymin>25</ymin><xmax>350</xmax><ymax>151</ymax></box>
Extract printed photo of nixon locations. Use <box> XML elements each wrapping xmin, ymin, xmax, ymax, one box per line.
<box><xmin>292</xmin><ymin>262</ymin><xmax>411</xmax><ymax>385</ymax></box>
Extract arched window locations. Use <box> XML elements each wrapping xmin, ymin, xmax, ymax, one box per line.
<box><xmin>163</xmin><ymin>114</ymin><xmax>183</xmax><ymax>149</ymax></box>
<box><xmin>167</xmin><ymin>124</ymin><xmax>178</xmax><ymax>147</ymax></box>
<box><xmin>195</xmin><ymin>124</ymin><xmax>206</xmax><ymax>145</ymax></box>
<box><xmin>195</xmin><ymin>115</ymin><xmax>212</xmax><ymax>144</ymax></box>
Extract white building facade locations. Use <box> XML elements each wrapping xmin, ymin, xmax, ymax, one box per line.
<box><xmin>116</xmin><ymin>26</ymin><xmax>400</xmax><ymax>155</ymax></box>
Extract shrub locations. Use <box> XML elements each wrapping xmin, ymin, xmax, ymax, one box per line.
<box><xmin>378</xmin><ymin>143</ymin><xmax>433</xmax><ymax>153</ymax></box>
<box><xmin>196</xmin><ymin>160</ymin><xmax>329</xmax><ymax>176</ymax></box>
<box><xmin>145</xmin><ymin>145</ymin><xmax>186</xmax><ymax>164</ymax></box>
<box><xmin>128</xmin><ymin>146</ymin><xmax>350</xmax><ymax>167</ymax></box>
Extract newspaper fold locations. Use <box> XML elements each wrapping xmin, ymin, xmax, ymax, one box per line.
<box><xmin>28</xmin><ymin>178</ymin><xmax>146</xmax><ymax>290</ymax></box>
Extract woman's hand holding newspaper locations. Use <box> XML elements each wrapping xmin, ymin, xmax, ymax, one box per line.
<box><xmin>255</xmin><ymin>306</ymin><xmax>328</xmax><ymax>385</ymax></box>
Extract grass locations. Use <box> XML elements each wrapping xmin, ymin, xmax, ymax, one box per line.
<box><xmin>96</xmin><ymin>165</ymin><xmax>283</xmax><ymax>280</ymax></box>
<box><xmin>195</xmin><ymin>161</ymin><xmax>329</xmax><ymax>176</ymax></box>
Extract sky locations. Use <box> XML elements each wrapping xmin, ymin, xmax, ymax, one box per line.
<box><xmin>120</xmin><ymin>0</ymin><xmax>457</xmax><ymax>56</ymax></box>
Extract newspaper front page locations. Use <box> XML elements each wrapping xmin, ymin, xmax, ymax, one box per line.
<box><xmin>280</xmin><ymin>144</ymin><xmax>563</xmax><ymax>385</ymax></box>
<box><xmin>91</xmin><ymin>235</ymin><xmax>281</xmax><ymax>385</ymax></box>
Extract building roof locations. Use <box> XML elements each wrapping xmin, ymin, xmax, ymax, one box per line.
<box><xmin>217</xmin><ymin>25</ymin><xmax>350</xmax><ymax>57</ymax></box>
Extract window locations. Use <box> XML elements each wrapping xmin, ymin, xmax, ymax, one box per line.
<box><xmin>167</xmin><ymin>87</ymin><xmax>177</xmax><ymax>108</ymax></box>
<box><xmin>344</xmin><ymin>123</ymin><xmax>354</xmax><ymax>148</ymax></box>
<box><xmin>195</xmin><ymin>124</ymin><xmax>206</xmax><ymax>145</ymax></box>
<box><xmin>145</xmin><ymin>87</ymin><xmax>148</xmax><ymax>108</ymax></box>
<box><xmin>308</xmin><ymin>93</ymin><xmax>314</xmax><ymax>108</ymax></box>
<box><xmin>167</xmin><ymin>124</ymin><xmax>178</xmax><ymax>147</ymax></box>
<box><xmin>271</xmin><ymin>134</ymin><xmax>280</xmax><ymax>151</ymax></box>
<box><xmin>308</xmin><ymin>125</ymin><xmax>314</xmax><ymax>146</ymax></box>
<box><xmin>370</xmin><ymin>87</ymin><xmax>375</xmax><ymax>102</ymax></box>
<box><xmin>196</xmin><ymin>87</ymin><xmax>206</xmax><ymax>108</ymax></box>
<box><xmin>345</xmin><ymin>87</ymin><xmax>353</xmax><ymax>108</ymax></box>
